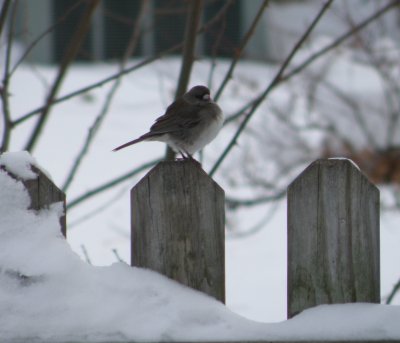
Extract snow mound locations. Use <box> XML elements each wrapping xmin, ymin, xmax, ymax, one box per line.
<box><xmin>1</xmin><ymin>152</ymin><xmax>400</xmax><ymax>342</ymax></box>
<box><xmin>0</xmin><ymin>151</ymin><xmax>39</xmax><ymax>180</ymax></box>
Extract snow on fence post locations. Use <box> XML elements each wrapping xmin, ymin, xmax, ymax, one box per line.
<box><xmin>2</xmin><ymin>164</ymin><xmax>67</xmax><ymax>237</ymax></box>
<box><xmin>287</xmin><ymin>159</ymin><xmax>380</xmax><ymax>318</ymax></box>
<box><xmin>130</xmin><ymin>160</ymin><xmax>225</xmax><ymax>303</ymax></box>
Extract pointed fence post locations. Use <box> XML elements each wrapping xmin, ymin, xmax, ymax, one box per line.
<box><xmin>130</xmin><ymin>160</ymin><xmax>225</xmax><ymax>303</ymax></box>
<box><xmin>2</xmin><ymin>164</ymin><xmax>67</xmax><ymax>237</ymax></box>
<box><xmin>287</xmin><ymin>159</ymin><xmax>380</xmax><ymax>318</ymax></box>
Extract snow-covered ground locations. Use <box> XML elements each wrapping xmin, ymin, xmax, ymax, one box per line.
<box><xmin>6</xmin><ymin>58</ymin><xmax>296</xmax><ymax>323</ymax></box>
<box><xmin>1</xmin><ymin>151</ymin><xmax>400</xmax><ymax>342</ymax></box>
<box><xmin>1</xmin><ymin>47</ymin><xmax>400</xmax><ymax>340</ymax></box>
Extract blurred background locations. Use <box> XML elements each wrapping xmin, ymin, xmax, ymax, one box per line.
<box><xmin>1</xmin><ymin>0</ymin><xmax>399</xmax><ymax>322</ymax></box>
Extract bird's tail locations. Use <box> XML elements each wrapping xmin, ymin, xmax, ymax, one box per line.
<box><xmin>112</xmin><ymin>137</ymin><xmax>145</xmax><ymax>151</ymax></box>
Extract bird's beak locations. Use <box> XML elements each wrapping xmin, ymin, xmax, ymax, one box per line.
<box><xmin>203</xmin><ymin>94</ymin><xmax>211</xmax><ymax>101</ymax></box>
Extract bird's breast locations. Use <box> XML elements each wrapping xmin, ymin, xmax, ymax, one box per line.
<box><xmin>185</xmin><ymin>104</ymin><xmax>223</xmax><ymax>154</ymax></box>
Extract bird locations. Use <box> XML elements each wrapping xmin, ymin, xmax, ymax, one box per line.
<box><xmin>113</xmin><ymin>85</ymin><xmax>224</xmax><ymax>159</ymax></box>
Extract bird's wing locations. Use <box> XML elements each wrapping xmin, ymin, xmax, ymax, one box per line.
<box><xmin>149</xmin><ymin>98</ymin><xmax>202</xmax><ymax>134</ymax></box>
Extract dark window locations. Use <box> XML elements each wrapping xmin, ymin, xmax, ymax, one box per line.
<box><xmin>153</xmin><ymin>0</ymin><xmax>187</xmax><ymax>54</ymax></box>
<box><xmin>204</xmin><ymin>0</ymin><xmax>241</xmax><ymax>57</ymax></box>
<box><xmin>103</xmin><ymin>0</ymin><xmax>142</xmax><ymax>59</ymax></box>
<box><xmin>51</xmin><ymin>0</ymin><xmax>241</xmax><ymax>62</ymax></box>
<box><xmin>53</xmin><ymin>0</ymin><xmax>93</xmax><ymax>62</ymax></box>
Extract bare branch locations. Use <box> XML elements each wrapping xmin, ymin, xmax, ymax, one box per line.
<box><xmin>80</xmin><ymin>245</ymin><xmax>92</xmax><ymax>265</ymax></box>
<box><xmin>9</xmin><ymin>0</ymin><xmax>85</xmax><ymax>76</ymax></box>
<box><xmin>205</xmin><ymin>2</ymin><xmax>230</xmax><ymax>90</ymax></box>
<box><xmin>280</xmin><ymin>0</ymin><xmax>399</xmax><ymax>84</ymax></box>
<box><xmin>226</xmin><ymin>189</ymin><xmax>286</xmax><ymax>209</ymax></box>
<box><xmin>68</xmin><ymin>187</ymin><xmax>127</xmax><ymax>228</ymax></box>
<box><xmin>175</xmin><ymin>0</ymin><xmax>203</xmax><ymax>99</ymax></box>
<box><xmin>214</xmin><ymin>0</ymin><xmax>269</xmax><ymax>101</ymax></box>
<box><xmin>386</xmin><ymin>277</ymin><xmax>400</xmax><ymax>304</ymax></box>
<box><xmin>62</xmin><ymin>0</ymin><xmax>150</xmax><ymax>192</ymax></box>
<box><xmin>165</xmin><ymin>0</ymin><xmax>203</xmax><ymax>160</ymax></box>
<box><xmin>112</xmin><ymin>249</ymin><xmax>125</xmax><ymax>263</ymax></box>
<box><xmin>0</xmin><ymin>0</ymin><xmax>11</xmax><ymax>39</ymax></box>
<box><xmin>209</xmin><ymin>0</ymin><xmax>334</xmax><ymax>176</ymax></box>
<box><xmin>13</xmin><ymin>49</ymin><xmax>179</xmax><ymax>126</ymax></box>
<box><xmin>315</xmin><ymin>75</ymin><xmax>379</xmax><ymax>148</ymax></box>
<box><xmin>210</xmin><ymin>0</ymin><xmax>400</xmax><ymax>176</ymax></box>
<box><xmin>67</xmin><ymin>157</ymin><xmax>162</xmax><ymax>210</ymax></box>
<box><xmin>12</xmin><ymin>0</ymin><xmax>235</xmax><ymax>127</ymax></box>
<box><xmin>354</xmin><ymin>37</ymin><xmax>400</xmax><ymax>147</ymax></box>
<box><xmin>24</xmin><ymin>0</ymin><xmax>100</xmax><ymax>152</ymax></box>
<box><xmin>226</xmin><ymin>201</ymin><xmax>280</xmax><ymax>239</ymax></box>
<box><xmin>0</xmin><ymin>0</ymin><xmax>17</xmax><ymax>153</ymax></box>
<box><xmin>223</xmin><ymin>101</ymin><xmax>254</xmax><ymax>125</ymax></box>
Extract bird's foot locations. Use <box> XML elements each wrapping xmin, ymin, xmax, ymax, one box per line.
<box><xmin>175</xmin><ymin>153</ymin><xmax>199</xmax><ymax>164</ymax></box>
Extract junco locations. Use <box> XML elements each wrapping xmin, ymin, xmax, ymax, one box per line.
<box><xmin>113</xmin><ymin>85</ymin><xmax>223</xmax><ymax>159</ymax></box>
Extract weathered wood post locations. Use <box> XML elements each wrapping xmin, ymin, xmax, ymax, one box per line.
<box><xmin>287</xmin><ymin>159</ymin><xmax>380</xmax><ymax>318</ymax></box>
<box><xmin>131</xmin><ymin>160</ymin><xmax>225</xmax><ymax>302</ymax></box>
<box><xmin>1</xmin><ymin>163</ymin><xmax>66</xmax><ymax>237</ymax></box>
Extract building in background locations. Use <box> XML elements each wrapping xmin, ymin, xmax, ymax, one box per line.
<box><xmin>9</xmin><ymin>0</ymin><xmax>400</xmax><ymax>64</ymax></box>
<box><xmin>13</xmin><ymin>0</ymin><xmax>244</xmax><ymax>63</ymax></box>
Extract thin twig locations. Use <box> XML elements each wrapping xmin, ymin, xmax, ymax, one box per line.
<box><xmin>9</xmin><ymin>0</ymin><xmax>84</xmax><ymax>76</ymax></box>
<box><xmin>279</xmin><ymin>0</ymin><xmax>399</xmax><ymax>84</ymax></box>
<box><xmin>0</xmin><ymin>0</ymin><xmax>11</xmax><ymax>39</ymax></box>
<box><xmin>68</xmin><ymin>186</ymin><xmax>127</xmax><ymax>228</ymax></box>
<box><xmin>206</xmin><ymin>2</ymin><xmax>229</xmax><ymax>91</ymax></box>
<box><xmin>165</xmin><ymin>0</ymin><xmax>203</xmax><ymax>160</ymax></box>
<box><xmin>112</xmin><ymin>249</ymin><xmax>125</xmax><ymax>263</ymax></box>
<box><xmin>209</xmin><ymin>0</ymin><xmax>334</xmax><ymax>176</ymax></box>
<box><xmin>224</xmin><ymin>0</ymin><xmax>399</xmax><ymax>131</ymax></box>
<box><xmin>210</xmin><ymin>0</ymin><xmax>399</xmax><ymax>176</ymax></box>
<box><xmin>12</xmin><ymin>0</ymin><xmax>234</xmax><ymax>127</ymax></box>
<box><xmin>13</xmin><ymin>49</ymin><xmax>179</xmax><ymax>126</ymax></box>
<box><xmin>205</xmin><ymin>2</ymin><xmax>236</xmax><ymax>92</ymax></box>
<box><xmin>24</xmin><ymin>0</ymin><xmax>100</xmax><ymax>152</ymax></box>
<box><xmin>316</xmin><ymin>75</ymin><xmax>379</xmax><ymax>148</ymax></box>
<box><xmin>175</xmin><ymin>0</ymin><xmax>203</xmax><ymax>99</ymax></box>
<box><xmin>227</xmin><ymin>200</ymin><xmax>280</xmax><ymax>239</ymax></box>
<box><xmin>355</xmin><ymin>38</ymin><xmax>400</xmax><ymax>147</ymax></box>
<box><xmin>62</xmin><ymin>0</ymin><xmax>149</xmax><ymax>192</ymax></box>
<box><xmin>214</xmin><ymin>0</ymin><xmax>269</xmax><ymax>101</ymax></box>
<box><xmin>0</xmin><ymin>0</ymin><xmax>17</xmax><ymax>152</ymax></box>
<box><xmin>80</xmin><ymin>245</ymin><xmax>92</xmax><ymax>265</ymax></box>
<box><xmin>386</xmin><ymin>278</ymin><xmax>400</xmax><ymax>304</ymax></box>
<box><xmin>226</xmin><ymin>189</ymin><xmax>286</xmax><ymax>209</ymax></box>
<box><xmin>223</xmin><ymin>101</ymin><xmax>254</xmax><ymax>125</ymax></box>
<box><xmin>67</xmin><ymin>157</ymin><xmax>161</xmax><ymax>210</ymax></box>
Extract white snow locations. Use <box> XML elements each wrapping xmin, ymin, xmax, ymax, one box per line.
<box><xmin>1</xmin><ymin>27</ymin><xmax>400</xmax><ymax>340</ymax></box>
<box><xmin>0</xmin><ymin>151</ymin><xmax>39</xmax><ymax>180</ymax></box>
<box><xmin>328</xmin><ymin>157</ymin><xmax>361</xmax><ymax>171</ymax></box>
<box><xmin>1</xmin><ymin>156</ymin><xmax>400</xmax><ymax>342</ymax></box>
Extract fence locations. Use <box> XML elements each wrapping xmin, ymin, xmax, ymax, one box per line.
<box><xmin>3</xmin><ymin>158</ymin><xmax>385</xmax><ymax>342</ymax></box>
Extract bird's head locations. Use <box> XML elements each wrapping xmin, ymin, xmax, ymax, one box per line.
<box><xmin>184</xmin><ymin>85</ymin><xmax>211</xmax><ymax>105</ymax></box>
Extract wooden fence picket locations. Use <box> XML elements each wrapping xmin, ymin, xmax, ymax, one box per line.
<box><xmin>130</xmin><ymin>160</ymin><xmax>225</xmax><ymax>303</ymax></box>
<box><xmin>1</xmin><ymin>155</ymin><xmax>390</xmax><ymax>342</ymax></box>
<box><xmin>2</xmin><ymin>163</ymin><xmax>66</xmax><ymax>237</ymax></box>
<box><xmin>287</xmin><ymin>159</ymin><xmax>380</xmax><ymax>318</ymax></box>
